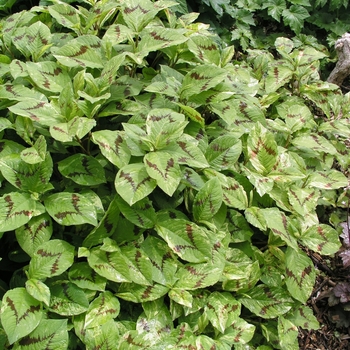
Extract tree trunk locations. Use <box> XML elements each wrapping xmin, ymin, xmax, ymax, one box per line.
<box><xmin>327</xmin><ymin>32</ymin><xmax>350</xmax><ymax>86</ymax></box>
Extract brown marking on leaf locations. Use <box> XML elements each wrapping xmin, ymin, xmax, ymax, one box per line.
<box><xmin>150</xmin><ymin>31</ymin><xmax>168</xmax><ymax>42</ymax></box>
<box><xmin>146</xmin><ymin>159</ymin><xmax>165</xmax><ymax>179</ymax></box>
<box><xmin>54</xmin><ymin>67</ymin><xmax>62</xmax><ymax>75</ymax></box>
<box><xmin>124</xmin><ymin>5</ymin><xmax>149</xmax><ymax>14</ymax></box>
<box><xmin>141</xmin><ymin>285</ymin><xmax>154</xmax><ymax>299</ymax></box>
<box><xmin>52</xmin><ymin>126</ymin><xmax>69</xmax><ymax>135</ymax></box>
<box><xmin>26</xmin><ymin>101</ymin><xmax>46</xmax><ymax>111</ymax></box>
<box><xmin>43</xmin><ymin>78</ymin><xmax>51</xmax><ymax>89</ymax></box>
<box><xmin>198</xmin><ymin>43</ymin><xmax>217</xmax><ymax>51</ymax></box>
<box><xmin>71</xmin><ymin>45</ymin><xmax>88</xmax><ymax>57</ymax></box>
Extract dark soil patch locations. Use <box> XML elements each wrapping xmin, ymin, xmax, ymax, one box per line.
<box><xmin>298</xmin><ymin>253</ymin><xmax>350</xmax><ymax>349</ymax></box>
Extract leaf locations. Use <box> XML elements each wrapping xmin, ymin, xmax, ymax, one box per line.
<box><xmin>82</xmin><ymin>196</ymin><xmax>120</xmax><ymax>248</ymax></box>
<box><xmin>176</xmin><ymin>103</ymin><xmax>205</xmax><ymax>126</ymax></box>
<box><xmin>85</xmin><ymin>291</ymin><xmax>120</xmax><ymax>329</ymax></box>
<box><xmin>292</xmin><ymin>133</ymin><xmax>337</xmax><ymax>155</ymax></box>
<box><xmin>53</xmin><ymin>35</ymin><xmax>104</xmax><ymax>68</ymax></box>
<box><xmin>15</xmin><ymin>213</ymin><xmax>52</xmax><ymax>257</ymax></box>
<box><xmin>278</xmin><ymin>316</ymin><xmax>299</xmax><ymax>350</ymax></box>
<box><xmin>300</xmin><ymin>224</ymin><xmax>341</xmax><ymax>255</ymax></box>
<box><xmin>137</xmin><ymin>27</ymin><xmax>188</xmax><ymax>56</ymax></box>
<box><xmin>282</xmin><ymin>5</ymin><xmax>310</xmax><ymax>34</ymax></box>
<box><xmin>12</xmin><ymin>21</ymin><xmax>52</xmax><ymax>60</ymax></box>
<box><xmin>205</xmin><ymin>292</ymin><xmax>241</xmax><ymax>333</ymax></box>
<box><xmin>262</xmin><ymin>208</ymin><xmax>299</xmax><ymax>250</ymax></box>
<box><xmin>48</xmin><ymin>3</ymin><xmax>81</xmax><ymax>33</ymax></box>
<box><xmin>222</xmin><ymin>177</ymin><xmax>249</xmax><ymax>210</ymax></box>
<box><xmin>306</xmin><ymin>170</ymin><xmax>348</xmax><ymax>189</ymax></box>
<box><xmin>146</xmin><ymin>108</ymin><xmax>188</xmax><ymax>150</ymax></box>
<box><xmin>20</xmin><ymin>135</ymin><xmax>47</xmax><ymax>164</ymax></box>
<box><xmin>0</xmin><ymin>288</ymin><xmax>43</xmax><ymax>345</ymax></box>
<box><xmin>247</xmin><ymin>122</ymin><xmax>278</xmax><ymax>175</ymax></box>
<box><xmin>26</xmin><ymin>61</ymin><xmax>71</xmax><ymax>94</ymax></box>
<box><xmin>48</xmin><ymin>281</ymin><xmax>89</xmax><ymax>316</ymax></box>
<box><xmin>86</xmin><ymin>247</ymin><xmax>132</xmax><ymax>283</ymax></box>
<box><xmin>285</xmin><ymin>247</ymin><xmax>316</xmax><ymax>303</ymax></box>
<box><xmin>141</xmin><ymin>235</ymin><xmax>178</xmax><ymax>286</ymax></box>
<box><xmin>155</xmin><ymin>219</ymin><xmax>214</xmax><ymax>263</ymax></box>
<box><xmin>265</xmin><ymin>61</ymin><xmax>294</xmax><ymax>93</ymax></box>
<box><xmin>287</xmin><ymin>305</ymin><xmax>319</xmax><ymax>330</ymax></box>
<box><xmin>217</xmin><ymin>317</ymin><xmax>256</xmax><ymax>345</ymax></box>
<box><xmin>14</xmin><ymin>319</ymin><xmax>68</xmax><ymax>350</ymax></box>
<box><xmin>262</xmin><ymin>0</ymin><xmax>288</xmax><ymax>22</ymax></box>
<box><xmin>0</xmin><ymin>83</ymin><xmax>45</xmax><ymax>102</ymax></box>
<box><xmin>58</xmin><ymin>154</ymin><xmax>106</xmax><ymax>186</ymax></box>
<box><xmin>25</xmin><ymin>279</ymin><xmax>51</xmax><ymax>307</ymax></box>
<box><xmin>205</xmin><ymin>134</ymin><xmax>242</xmax><ymax>171</ymax></box>
<box><xmin>44</xmin><ymin>192</ymin><xmax>98</xmax><ymax>226</ymax></box>
<box><xmin>193</xmin><ymin>178</ymin><xmax>223</xmax><ymax>222</ymax></box>
<box><xmin>28</xmin><ymin>239</ymin><xmax>75</xmax><ymax>280</ymax></box>
<box><xmin>180</xmin><ymin>65</ymin><xmax>227</xmax><ymax>100</ymax></box>
<box><xmin>9</xmin><ymin>100</ymin><xmax>64</xmax><ymax>126</ymax></box>
<box><xmin>287</xmin><ymin>186</ymin><xmax>319</xmax><ymax>216</ymax></box>
<box><xmin>102</xmin><ymin>24</ymin><xmax>134</xmax><ymax>45</ymax></box>
<box><xmin>0</xmin><ymin>192</ymin><xmax>45</xmax><ymax>233</ymax></box>
<box><xmin>188</xmin><ymin>35</ymin><xmax>220</xmax><ymax>65</ymax></box>
<box><xmin>116</xmin><ymin>196</ymin><xmax>156</xmax><ymax>229</ymax></box>
<box><xmin>144</xmin><ymin>151</ymin><xmax>182</xmax><ymax>196</ymax></box>
<box><xmin>115</xmin><ymin>163</ymin><xmax>157</xmax><ymax>205</ymax></box>
<box><xmin>69</xmin><ymin>262</ymin><xmax>107</xmax><ymax>291</ymax></box>
<box><xmin>0</xmin><ymin>153</ymin><xmax>53</xmax><ymax>193</ymax></box>
<box><xmin>92</xmin><ymin>130</ymin><xmax>131</xmax><ymax>168</ymax></box>
<box><xmin>239</xmin><ymin>285</ymin><xmax>294</xmax><ymax>319</ymax></box>
<box><xmin>117</xmin><ymin>283</ymin><xmax>169</xmax><ymax>303</ymax></box>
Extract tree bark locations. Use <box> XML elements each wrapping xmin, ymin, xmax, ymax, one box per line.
<box><xmin>327</xmin><ymin>32</ymin><xmax>350</xmax><ymax>86</ymax></box>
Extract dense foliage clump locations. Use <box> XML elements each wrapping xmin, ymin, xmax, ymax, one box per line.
<box><xmin>0</xmin><ymin>0</ymin><xmax>349</xmax><ymax>349</ymax></box>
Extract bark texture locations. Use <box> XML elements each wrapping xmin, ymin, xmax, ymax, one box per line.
<box><xmin>327</xmin><ymin>33</ymin><xmax>350</xmax><ymax>86</ymax></box>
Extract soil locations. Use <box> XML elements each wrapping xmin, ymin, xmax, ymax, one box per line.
<box><xmin>298</xmin><ymin>252</ymin><xmax>350</xmax><ymax>349</ymax></box>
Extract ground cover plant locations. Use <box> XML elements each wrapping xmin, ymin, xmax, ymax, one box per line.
<box><xmin>0</xmin><ymin>0</ymin><xmax>349</xmax><ymax>349</ymax></box>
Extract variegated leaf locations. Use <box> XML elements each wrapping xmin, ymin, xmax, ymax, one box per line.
<box><xmin>58</xmin><ymin>154</ymin><xmax>106</xmax><ymax>186</ymax></box>
<box><xmin>44</xmin><ymin>192</ymin><xmax>98</xmax><ymax>226</ymax></box>
<box><xmin>144</xmin><ymin>151</ymin><xmax>182</xmax><ymax>196</ymax></box>
<box><xmin>247</xmin><ymin>122</ymin><xmax>278</xmax><ymax>175</ymax></box>
<box><xmin>28</xmin><ymin>239</ymin><xmax>75</xmax><ymax>280</ymax></box>
<box><xmin>117</xmin><ymin>283</ymin><xmax>169</xmax><ymax>303</ymax></box>
<box><xmin>20</xmin><ymin>135</ymin><xmax>47</xmax><ymax>164</ymax></box>
<box><xmin>69</xmin><ymin>262</ymin><xmax>107</xmax><ymax>291</ymax></box>
<box><xmin>188</xmin><ymin>35</ymin><xmax>220</xmax><ymax>65</ymax></box>
<box><xmin>115</xmin><ymin>163</ymin><xmax>157</xmax><ymax>205</ymax></box>
<box><xmin>48</xmin><ymin>3</ymin><xmax>81</xmax><ymax>33</ymax></box>
<box><xmin>285</xmin><ymin>247</ymin><xmax>315</xmax><ymax>303</ymax></box>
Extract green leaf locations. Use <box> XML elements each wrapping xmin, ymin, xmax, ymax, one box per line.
<box><xmin>91</xmin><ymin>130</ymin><xmax>131</xmax><ymax>168</ymax></box>
<box><xmin>44</xmin><ymin>192</ymin><xmax>98</xmax><ymax>226</ymax></box>
<box><xmin>278</xmin><ymin>316</ymin><xmax>299</xmax><ymax>350</ymax></box>
<box><xmin>0</xmin><ymin>83</ymin><xmax>45</xmax><ymax>102</ymax></box>
<box><xmin>265</xmin><ymin>61</ymin><xmax>294</xmax><ymax>93</ymax></box>
<box><xmin>205</xmin><ymin>134</ymin><xmax>242</xmax><ymax>171</ymax></box>
<box><xmin>25</xmin><ymin>279</ymin><xmax>51</xmax><ymax>307</ymax></box>
<box><xmin>115</xmin><ymin>163</ymin><xmax>157</xmax><ymax>206</ymax></box>
<box><xmin>117</xmin><ymin>283</ymin><xmax>169</xmax><ymax>303</ymax></box>
<box><xmin>262</xmin><ymin>208</ymin><xmax>299</xmax><ymax>250</ymax></box>
<box><xmin>9</xmin><ymin>100</ymin><xmax>64</xmax><ymax>126</ymax></box>
<box><xmin>300</xmin><ymin>224</ymin><xmax>341</xmax><ymax>255</ymax></box>
<box><xmin>176</xmin><ymin>103</ymin><xmax>205</xmax><ymax>126</ymax></box>
<box><xmin>58</xmin><ymin>154</ymin><xmax>106</xmax><ymax>186</ymax></box>
<box><xmin>26</xmin><ymin>61</ymin><xmax>71</xmax><ymax>94</ymax></box>
<box><xmin>69</xmin><ymin>262</ymin><xmax>107</xmax><ymax>291</ymax></box>
<box><xmin>282</xmin><ymin>5</ymin><xmax>310</xmax><ymax>34</ymax></box>
<box><xmin>262</xmin><ymin>0</ymin><xmax>288</xmax><ymax>21</ymax></box>
<box><xmin>28</xmin><ymin>239</ymin><xmax>75</xmax><ymax>280</ymax></box>
<box><xmin>14</xmin><ymin>319</ymin><xmax>68</xmax><ymax>350</ymax></box>
<box><xmin>53</xmin><ymin>35</ymin><xmax>104</xmax><ymax>68</ymax></box>
<box><xmin>193</xmin><ymin>178</ymin><xmax>223</xmax><ymax>222</ymax></box>
<box><xmin>48</xmin><ymin>3</ymin><xmax>81</xmax><ymax>33</ymax></box>
<box><xmin>20</xmin><ymin>135</ymin><xmax>47</xmax><ymax>164</ymax></box>
<box><xmin>49</xmin><ymin>281</ymin><xmax>89</xmax><ymax>316</ymax></box>
<box><xmin>141</xmin><ymin>236</ymin><xmax>178</xmax><ymax>286</ymax></box>
<box><xmin>83</xmin><ymin>196</ymin><xmax>120</xmax><ymax>248</ymax></box>
<box><xmin>0</xmin><ymin>153</ymin><xmax>53</xmax><ymax>193</ymax></box>
<box><xmin>116</xmin><ymin>196</ymin><xmax>156</xmax><ymax>229</ymax></box>
<box><xmin>180</xmin><ymin>65</ymin><xmax>227</xmax><ymax>99</ymax></box>
<box><xmin>287</xmin><ymin>305</ymin><xmax>319</xmax><ymax>330</ymax></box>
<box><xmin>144</xmin><ymin>151</ymin><xmax>182</xmax><ymax>196</ymax></box>
<box><xmin>146</xmin><ymin>108</ymin><xmax>188</xmax><ymax>150</ymax></box>
<box><xmin>239</xmin><ymin>285</ymin><xmax>294</xmax><ymax>319</ymax></box>
<box><xmin>292</xmin><ymin>134</ymin><xmax>337</xmax><ymax>155</ymax></box>
<box><xmin>222</xmin><ymin>177</ymin><xmax>249</xmax><ymax>210</ymax></box>
<box><xmin>15</xmin><ymin>213</ymin><xmax>52</xmax><ymax>257</ymax></box>
<box><xmin>285</xmin><ymin>247</ymin><xmax>316</xmax><ymax>303</ymax></box>
<box><xmin>12</xmin><ymin>22</ymin><xmax>52</xmax><ymax>60</ymax></box>
<box><xmin>85</xmin><ymin>291</ymin><xmax>120</xmax><ymax>329</ymax></box>
<box><xmin>155</xmin><ymin>219</ymin><xmax>214</xmax><ymax>263</ymax></box>
<box><xmin>1</xmin><ymin>288</ymin><xmax>43</xmax><ymax>345</ymax></box>
<box><xmin>205</xmin><ymin>292</ymin><xmax>241</xmax><ymax>333</ymax></box>
<box><xmin>187</xmin><ymin>35</ymin><xmax>220</xmax><ymax>65</ymax></box>
<box><xmin>306</xmin><ymin>170</ymin><xmax>348</xmax><ymax>189</ymax></box>
<box><xmin>0</xmin><ymin>192</ymin><xmax>45</xmax><ymax>233</ymax></box>
<box><xmin>287</xmin><ymin>186</ymin><xmax>319</xmax><ymax>216</ymax></box>
<box><xmin>247</xmin><ymin>122</ymin><xmax>278</xmax><ymax>175</ymax></box>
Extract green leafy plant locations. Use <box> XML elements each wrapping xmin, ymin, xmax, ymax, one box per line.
<box><xmin>0</xmin><ymin>0</ymin><xmax>349</xmax><ymax>349</ymax></box>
